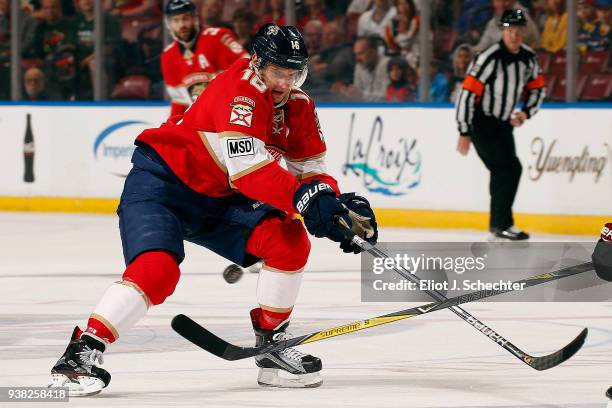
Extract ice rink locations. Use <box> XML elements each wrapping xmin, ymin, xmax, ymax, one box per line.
<box><xmin>1</xmin><ymin>212</ymin><xmax>611</xmax><ymax>408</ymax></box>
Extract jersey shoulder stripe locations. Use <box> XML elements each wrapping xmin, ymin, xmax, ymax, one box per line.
<box><xmin>163</xmin><ymin>41</ymin><xmax>178</xmax><ymax>54</ymax></box>
<box><xmin>289</xmin><ymin>92</ymin><xmax>311</xmax><ymax>103</ymax></box>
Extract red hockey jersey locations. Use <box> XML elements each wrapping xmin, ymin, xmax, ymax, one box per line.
<box><xmin>137</xmin><ymin>58</ymin><xmax>339</xmax><ymax>214</ymax></box>
<box><xmin>161</xmin><ymin>26</ymin><xmax>249</xmax><ymax>117</ymax></box>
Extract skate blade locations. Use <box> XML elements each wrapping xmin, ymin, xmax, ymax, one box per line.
<box><xmin>48</xmin><ymin>373</ymin><xmax>105</xmax><ymax>397</ymax></box>
<box><xmin>257</xmin><ymin>368</ymin><xmax>322</xmax><ymax>388</ymax></box>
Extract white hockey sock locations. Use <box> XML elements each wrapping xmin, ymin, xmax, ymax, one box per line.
<box><xmin>256</xmin><ymin>267</ymin><xmax>303</xmax><ymax>309</ymax></box>
<box><xmin>88</xmin><ymin>281</ymin><xmax>149</xmax><ymax>341</ymax></box>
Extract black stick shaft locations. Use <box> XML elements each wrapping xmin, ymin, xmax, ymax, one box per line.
<box><xmin>341</xmin><ymin>224</ymin><xmax>589</xmax><ymax>369</ymax></box>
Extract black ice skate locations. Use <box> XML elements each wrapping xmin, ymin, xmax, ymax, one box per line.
<box><xmin>48</xmin><ymin>326</ymin><xmax>110</xmax><ymax>396</ymax></box>
<box><xmin>251</xmin><ymin>309</ymin><xmax>322</xmax><ymax>388</ymax></box>
<box><xmin>489</xmin><ymin>226</ymin><xmax>530</xmax><ymax>241</ymax></box>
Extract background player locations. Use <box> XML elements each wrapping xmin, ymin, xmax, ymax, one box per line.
<box><xmin>48</xmin><ymin>24</ymin><xmax>377</xmax><ymax>395</ymax></box>
<box><xmin>162</xmin><ymin>0</ymin><xmax>249</xmax><ymax>117</ymax></box>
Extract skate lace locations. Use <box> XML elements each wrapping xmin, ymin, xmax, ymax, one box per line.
<box><xmin>272</xmin><ymin>332</ymin><xmax>306</xmax><ymax>361</ymax></box>
<box><xmin>77</xmin><ymin>347</ymin><xmax>104</xmax><ymax>367</ymax></box>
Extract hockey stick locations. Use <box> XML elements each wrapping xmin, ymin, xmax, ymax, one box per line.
<box><xmin>172</xmin><ymin>260</ymin><xmax>591</xmax><ymax>368</ymax></box>
<box><xmin>336</xmin><ymin>223</ymin><xmax>589</xmax><ymax>371</ymax></box>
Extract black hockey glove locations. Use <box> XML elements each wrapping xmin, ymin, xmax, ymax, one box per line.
<box><xmin>338</xmin><ymin>192</ymin><xmax>378</xmax><ymax>254</ymax></box>
<box><xmin>592</xmin><ymin>223</ymin><xmax>612</xmax><ymax>282</ymax></box>
<box><xmin>293</xmin><ymin>180</ymin><xmax>350</xmax><ymax>243</ymax></box>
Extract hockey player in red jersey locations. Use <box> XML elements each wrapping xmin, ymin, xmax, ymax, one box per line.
<box><xmin>48</xmin><ymin>24</ymin><xmax>377</xmax><ymax>395</ymax></box>
<box><xmin>162</xmin><ymin>0</ymin><xmax>249</xmax><ymax>117</ymax></box>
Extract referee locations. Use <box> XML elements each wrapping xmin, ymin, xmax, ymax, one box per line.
<box><xmin>455</xmin><ymin>9</ymin><xmax>545</xmax><ymax>241</ymax></box>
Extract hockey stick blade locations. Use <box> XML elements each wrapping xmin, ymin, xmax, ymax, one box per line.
<box><xmin>171</xmin><ymin>261</ymin><xmax>592</xmax><ymax>363</ymax></box>
<box><xmin>524</xmin><ymin>327</ymin><xmax>588</xmax><ymax>371</ymax></box>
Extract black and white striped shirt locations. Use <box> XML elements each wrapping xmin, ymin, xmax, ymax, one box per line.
<box><xmin>456</xmin><ymin>41</ymin><xmax>545</xmax><ymax>134</ymax></box>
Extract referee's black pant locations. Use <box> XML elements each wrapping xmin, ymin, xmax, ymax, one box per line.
<box><xmin>471</xmin><ymin>115</ymin><xmax>522</xmax><ymax>231</ymax></box>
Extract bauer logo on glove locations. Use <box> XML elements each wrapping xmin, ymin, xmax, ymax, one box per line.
<box><xmin>294</xmin><ymin>182</ymin><xmax>335</xmax><ymax>213</ymax></box>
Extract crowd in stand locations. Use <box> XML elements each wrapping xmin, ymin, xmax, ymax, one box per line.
<box><xmin>0</xmin><ymin>0</ymin><xmax>610</xmax><ymax>101</ymax></box>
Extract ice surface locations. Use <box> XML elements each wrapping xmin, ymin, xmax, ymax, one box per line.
<box><xmin>0</xmin><ymin>213</ymin><xmax>610</xmax><ymax>408</ymax></box>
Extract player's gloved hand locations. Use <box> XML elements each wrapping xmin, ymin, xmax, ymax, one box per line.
<box><xmin>293</xmin><ymin>180</ymin><xmax>350</xmax><ymax>243</ymax></box>
<box><xmin>337</xmin><ymin>192</ymin><xmax>378</xmax><ymax>254</ymax></box>
<box><xmin>593</xmin><ymin>223</ymin><xmax>612</xmax><ymax>282</ymax></box>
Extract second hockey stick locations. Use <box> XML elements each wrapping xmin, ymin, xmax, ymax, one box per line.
<box><xmin>337</xmin><ymin>223</ymin><xmax>589</xmax><ymax>371</ymax></box>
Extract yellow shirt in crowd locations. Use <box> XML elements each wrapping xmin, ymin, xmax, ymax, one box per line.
<box><xmin>541</xmin><ymin>12</ymin><xmax>568</xmax><ymax>53</ymax></box>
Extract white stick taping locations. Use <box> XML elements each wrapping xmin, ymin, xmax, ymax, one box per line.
<box><xmin>256</xmin><ymin>268</ymin><xmax>304</xmax><ymax>309</ymax></box>
<box><xmin>90</xmin><ymin>282</ymin><xmax>148</xmax><ymax>340</ymax></box>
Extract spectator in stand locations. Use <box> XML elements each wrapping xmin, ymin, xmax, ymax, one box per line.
<box><xmin>23</xmin><ymin>67</ymin><xmax>60</xmax><ymax>100</ymax></box>
<box><xmin>0</xmin><ymin>0</ymin><xmax>8</xmax><ymax>48</ymax></box>
<box><xmin>200</xmin><ymin>0</ymin><xmax>232</xmax><ymax>29</ymax></box>
<box><xmin>29</xmin><ymin>0</ymin><xmax>77</xmax><ymax>100</ymax></box>
<box><xmin>348</xmin><ymin>0</ymin><xmax>372</xmax><ymax>14</ymax></box>
<box><xmin>221</xmin><ymin>0</ymin><xmax>264</xmax><ymax>23</ymax></box>
<box><xmin>449</xmin><ymin>43</ymin><xmax>473</xmax><ymax>103</ymax></box>
<box><xmin>385</xmin><ymin>56</ymin><xmax>416</xmax><ymax>101</ymax></box>
<box><xmin>0</xmin><ymin>0</ymin><xmax>9</xmax><ymax>99</ymax></box>
<box><xmin>325</xmin><ymin>0</ymin><xmax>351</xmax><ymax>17</ymax></box>
<box><xmin>476</xmin><ymin>0</ymin><xmax>540</xmax><ymax>51</ymax></box>
<box><xmin>600</xmin><ymin>1</ymin><xmax>612</xmax><ymax>37</ymax></box>
<box><xmin>231</xmin><ymin>8</ymin><xmax>257</xmax><ymax>52</ymax></box>
<box><xmin>260</xmin><ymin>0</ymin><xmax>286</xmax><ymax>26</ymax></box>
<box><xmin>72</xmin><ymin>0</ymin><xmax>121</xmax><ymax>99</ymax></box>
<box><xmin>427</xmin><ymin>58</ymin><xmax>450</xmax><ymax>102</ymax></box>
<box><xmin>303</xmin><ymin>19</ymin><xmax>324</xmax><ymax>55</ymax></box>
<box><xmin>345</xmin><ymin>35</ymin><xmax>390</xmax><ymax>101</ymax></box>
<box><xmin>357</xmin><ymin>0</ymin><xmax>397</xmax><ymax>38</ymax></box>
<box><xmin>529</xmin><ymin>0</ymin><xmax>548</xmax><ymax>29</ymax></box>
<box><xmin>298</xmin><ymin>0</ymin><xmax>329</xmax><ymax>31</ymax></box>
<box><xmin>2</xmin><ymin>0</ymin><xmax>38</xmax><ymax>66</ymax></box>
<box><xmin>540</xmin><ymin>0</ymin><xmax>567</xmax><ymax>53</ymax></box>
<box><xmin>0</xmin><ymin>0</ymin><xmax>7</xmax><ymax>33</ymax></box>
<box><xmin>13</xmin><ymin>0</ymin><xmax>39</xmax><ymax>53</ymax></box>
<box><xmin>455</xmin><ymin>0</ymin><xmax>492</xmax><ymax>46</ymax></box>
<box><xmin>383</xmin><ymin>0</ymin><xmax>419</xmax><ymax>66</ymax></box>
<box><xmin>578</xmin><ymin>0</ymin><xmax>610</xmax><ymax>52</ymax></box>
<box><xmin>306</xmin><ymin>20</ymin><xmax>354</xmax><ymax>99</ymax></box>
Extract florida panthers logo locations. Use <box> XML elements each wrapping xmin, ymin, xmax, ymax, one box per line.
<box><xmin>267</xmin><ymin>25</ymin><xmax>280</xmax><ymax>36</ymax></box>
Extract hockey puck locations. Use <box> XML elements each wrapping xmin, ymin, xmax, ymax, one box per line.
<box><xmin>223</xmin><ymin>264</ymin><xmax>243</xmax><ymax>284</ymax></box>
<box><xmin>607</xmin><ymin>386</ymin><xmax>611</xmax><ymax>399</ymax></box>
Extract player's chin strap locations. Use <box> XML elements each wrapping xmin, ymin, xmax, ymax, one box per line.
<box><xmin>274</xmin><ymin>92</ymin><xmax>290</xmax><ymax>109</ymax></box>
<box><xmin>337</xmin><ymin>211</ymin><xmax>375</xmax><ymax>240</ymax></box>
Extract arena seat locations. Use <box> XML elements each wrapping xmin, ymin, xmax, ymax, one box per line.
<box><xmin>549</xmin><ymin>50</ymin><xmax>568</xmax><ymax>75</ymax></box>
<box><xmin>580</xmin><ymin>74</ymin><xmax>612</xmax><ymax>100</ymax></box>
<box><xmin>111</xmin><ymin>75</ymin><xmax>151</xmax><ymax>100</ymax></box>
<box><xmin>536</xmin><ymin>51</ymin><xmax>551</xmax><ymax>74</ymax></box>
<box><xmin>579</xmin><ymin>50</ymin><xmax>610</xmax><ymax>74</ymax></box>
<box><xmin>548</xmin><ymin>73</ymin><xmax>587</xmax><ymax>101</ymax></box>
